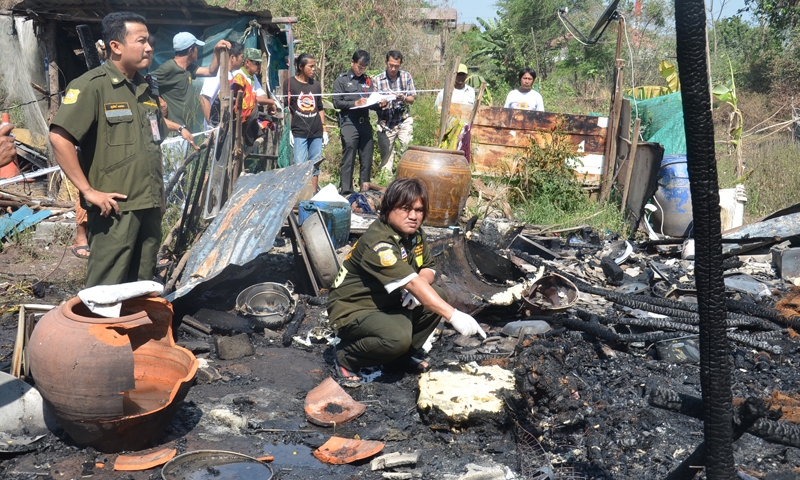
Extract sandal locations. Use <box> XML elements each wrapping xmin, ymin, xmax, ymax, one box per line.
<box><xmin>334</xmin><ymin>356</ymin><xmax>363</xmax><ymax>388</ymax></box>
<box><xmin>71</xmin><ymin>245</ymin><xmax>90</xmax><ymax>259</ymax></box>
<box><xmin>386</xmin><ymin>352</ymin><xmax>430</xmax><ymax>374</ymax></box>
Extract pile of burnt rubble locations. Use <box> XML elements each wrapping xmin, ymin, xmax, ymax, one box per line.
<box><xmin>170</xmin><ymin>216</ymin><xmax>800</xmax><ymax>479</ymax></box>
<box><xmin>6</xmin><ymin>216</ymin><xmax>800</xmax><ymax>480</ymax></box>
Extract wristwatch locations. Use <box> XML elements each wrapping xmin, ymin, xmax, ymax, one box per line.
<box><xmin>179</xmin><ymin>125</ymin><xmax>186</xmax><ymax>133</ymax></box>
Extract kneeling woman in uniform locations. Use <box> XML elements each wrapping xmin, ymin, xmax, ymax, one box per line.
<box><xmin>327</xmin><ymin>178</ymin><xmax>486</xmax><ymax>385</ymax></box>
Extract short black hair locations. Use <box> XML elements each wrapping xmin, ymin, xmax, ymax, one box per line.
<box><xmin>229</xmin><ymin>41</ymin><xmax>244</xmax><ymax>58</ymax></box>
<box><xmin>352</xmin><ymin>50</ymin><xmax>370</xmax><ymax>66</ymax></box>
<box><xmin>386</xmin><ymin>50</ymin><xmax>403</xmax><ymax>63</ymax></box>
<box><xmin>102</xmin><ymin>11</ymin><xmax>147</xmax><ymax>48</ymax></box>
<box><xmin>175</xmin><ymin>45</ymin><xmax>196</xmax><ymax>58</ymax></box>
<box><xmin>519</xmin><ymin>67</ymin><xmax>537</xmax><ymax>81</ymax></box>
<box><xmin>379</xmin><ymin>178</ymin><xmax>429</xmax><ymax>224</ymax></box>
<box><xmin>295</xmin><ymin>52</ymin><xmax>315</xmax><ymax>70</ymax></box>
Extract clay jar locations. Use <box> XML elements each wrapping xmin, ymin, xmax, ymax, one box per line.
<box><xmin>396</xmin><ymin>145</ymin><xmax>471</xmax><ymax>228</ymax></box>
<box><xmin>28</xmin><ymin>296</ymin><xmax>198</xmax><ymax>453</ymax></box>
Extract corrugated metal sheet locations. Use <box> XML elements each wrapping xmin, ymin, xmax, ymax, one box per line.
<box><xmin>10</xmin><ymin>0</ymin><xmax>270</xmax><ymax>19</ymax></box>
<box><xmin>165</xmin><ymin>162</ymin><xmax>314</xmax><ymax>302</ymax></box>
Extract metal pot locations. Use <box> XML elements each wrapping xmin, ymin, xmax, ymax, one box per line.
<box><xmin>235</xmin><ymin>282</ymin><xmax>295</xmax><ymax>330</ymax></box>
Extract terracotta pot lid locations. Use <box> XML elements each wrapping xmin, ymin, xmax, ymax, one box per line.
<box><xmin>114</xmin><ymin>448</ymin><xmax>176</xmax><ymax>471</ymax></box>
<box><xmin>304</xmin><ymin>377</ymin><xmax>366</xmax><ymax>427</ymax></box>
<box><xmin>313</xmin><ymin>436</ymin><xmax>384</xmax><ymax>465</ymax></box>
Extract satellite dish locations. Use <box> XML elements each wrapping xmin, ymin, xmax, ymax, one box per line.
<box><xmin>557</xmin><ymin>0</ymin><xmax>621</xmax><ymax>45</ymax></box>
<box><xmin>589</xmin><ymin>0</ymin><xmax>622</xmax><ymax>40</ymax></box>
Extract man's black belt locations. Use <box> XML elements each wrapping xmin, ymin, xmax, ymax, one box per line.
<box><xmin>340</xmin><ymin>115</ymin><xmax>369</xmax><ymax>124</ymax></box>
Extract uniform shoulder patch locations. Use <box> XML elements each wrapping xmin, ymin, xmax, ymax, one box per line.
<box><xmin>379</xmin><ymin>250</ymin><xmax>397</xmax><ymax>267</ymax></box>
<box><xmin>63</xmin><ymin>89</ymin><xmax>80</xmax><ymax>105</ymax></box>
<box><xmin>373</xmin><ymin>242</ymin><xmax>393</xmax><ymax>252</ymax></box>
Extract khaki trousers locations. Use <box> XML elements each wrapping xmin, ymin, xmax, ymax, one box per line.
<box><xmin>377</xmin><ymin>116</ymin><xmax>413</xmax><ymax>171</ymax></box>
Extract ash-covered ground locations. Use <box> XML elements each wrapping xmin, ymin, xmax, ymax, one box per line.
<box><xmin>3</xmin><ymin>229</ymin><xmax>800</xmax><ymax>480</ymax></box>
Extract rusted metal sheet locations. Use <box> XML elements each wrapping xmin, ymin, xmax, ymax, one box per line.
<box><xmin>166</xmin><ymin>162</ymin><xmax>314</xmax><ymax>302</ymax></box>
<box><xmin>448</xmin><ymin>104</ymin><xmax>608</xmax><ymax>180</ymax></box>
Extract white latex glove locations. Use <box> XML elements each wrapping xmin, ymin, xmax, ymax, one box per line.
<box><xmin>289</xmin><ymin>132</ymin><xmax>295</xmax><ymax>147</ymax></box>
<box><xmin>401</xmin><ymin>289</ymin><xmax>421</xmax><ymax>310</ymax></box>
<box><xmin>322</xmin><ymin>131</ymin><xmax>329</xmax><ymax>146</ymax></box>
<box><xmin>449</xmin><ymin>310</ymin><xmax>487</xmax><ymax>338</ymax></box>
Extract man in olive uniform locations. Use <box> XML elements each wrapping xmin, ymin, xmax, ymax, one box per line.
<box><xmin>332</xmin><ymin>50</ymin><xmax>386</xmax><ymax>194</ymax></box>
<box><xmin>327</xmin><ymin>178</ymin><xmax>486</xmax><ymax>385</ymax></box>
<box><xmin>49</xmin><ymin>12</ymin><xmax>167</xmax><ymax>287</ymax></box>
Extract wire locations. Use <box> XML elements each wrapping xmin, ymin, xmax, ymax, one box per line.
<box><xmin>1</xmin><ymin>91</ymin><xmax>61</xmax><ymax>110</ymax></box>
<box><xmin>557</xmin><ymin>11</ymin><xmax>592</xmax><ymax>46</ymax></box>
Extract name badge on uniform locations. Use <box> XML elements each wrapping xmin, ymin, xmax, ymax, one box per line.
<box><xmin>147</xmin><ymin>112</ymin><xmax>161</xmax><ymax>142</ymax></box>
<box><xmin>104</xmin><ymin>102</ymin><xmax>132</xmax><ymax>118</ymax></box>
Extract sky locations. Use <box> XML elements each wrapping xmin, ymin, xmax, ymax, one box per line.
<box><xmin>448</xmin><ymin>0</ymin><xmax>751</xmax><ymax>27</ymax></box>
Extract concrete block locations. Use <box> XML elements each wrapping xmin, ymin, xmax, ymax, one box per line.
<box><xmin>196</xmin><ymin>365</ymin><xmax>222</xmax><ymax>384</ymax></box>
<box><xmin>177</xmin><ymin>340</ymin><xmax>211</xmax><ymax>353</ymax></box>
<box><xmin>371</xmin><ymin>452</ymin><xmax>419</xmax><ymax>470</ymax></box>
<box><xmin>215</xmin><ymin>333</ymin><xmax>255</xmax><ymax>360</ymax></box>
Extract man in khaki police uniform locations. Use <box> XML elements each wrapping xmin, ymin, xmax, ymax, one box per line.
<box><xmin>327</xmin><ymin>178</ymin><xmax>486</xmax><ymax>385</ymax></box>
<box><xmin>49</xmin><ymin>11</ymin><xmax>167</xmax><ymax>288</ymax></box>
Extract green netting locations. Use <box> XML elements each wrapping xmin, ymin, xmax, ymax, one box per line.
<box><xmin>277</xmin><ymin>109</ymin><xmax>293</xmax><ymax>168</ymax></box>
<box><xmin>633</xmin><ymin>91</ymin><xmax>686</xmax><ymax>155</ymax></box>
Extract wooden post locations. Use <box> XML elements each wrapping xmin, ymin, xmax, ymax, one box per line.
<box><xmin>437</xmin><ymin>56</ymin><xmax>460</xmax><ymax>146</ymax></box>
<box><xmin>44</xmin><ymin>21</ymin><xmax>60</xmax><ymax>125</ymax></box>
<box><xmin>598</xmin><ymin>17</ymin><xmax>625</xmax><ymax>203</ymax></box>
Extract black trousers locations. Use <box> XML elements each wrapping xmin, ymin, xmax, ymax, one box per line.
<box><xmin>339</xmin><ymin>118</ymin><xmax>373</xmax><ymax>194</ymax></box>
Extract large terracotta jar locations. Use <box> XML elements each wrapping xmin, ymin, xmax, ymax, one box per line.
<box><xmin>28</xmin><ymin>296</ymin><xmax>198</xmax><ymax>453</ymax></box>
<box><xmin>396</xmin><ymin>146</ymin><xmax>471</xmax><ymax>227</ymax></box>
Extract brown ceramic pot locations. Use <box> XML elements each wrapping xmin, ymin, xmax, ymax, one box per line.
<box><xmin>28</xmin><ymin>296</ymin><xmax>198</xmax><ymax>453</ymax></box>
<box><xmin>396</xmin><ymin>145</ymin><xmax>471</xmax><ymax>227</ymax></box>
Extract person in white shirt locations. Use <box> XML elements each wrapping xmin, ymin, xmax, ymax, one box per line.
<box><xmin>435</xmin><ymin>63</ymin><xmax>475</xmax><ymax>112</ymax></box>
<box><xmin>504</xmin><ymin>68</ymin><xmax>544</xmax><ymax>112</ymax></box>
<box><xmin>199</xmin><ymin>41</ymin><xmax>244</xmax><ymax>128</ymax></box>
<box><xmin>200</xmin><ymin>42</ymin><xmax>244</xmax><ymax>128</ymax></box>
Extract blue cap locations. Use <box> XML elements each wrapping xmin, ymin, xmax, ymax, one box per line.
<box><xmin>173</xmin><ymin>32</ymin><xmax>205</xmax><ymax>51</ymax></box>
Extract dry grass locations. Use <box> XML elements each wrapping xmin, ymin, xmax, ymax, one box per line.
<box><xmin>716</xmin><ymin>90</ymin><xmax>800</xmax><ymax>221</ymax></box>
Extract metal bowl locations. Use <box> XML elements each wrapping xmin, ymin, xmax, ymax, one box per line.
<box><xmin>522</xmin><ymin>273</ymin><xmax>578</xmax><ymax>314</ymax></box>
<box><xmin>161</xmin><ymin>450</ymin><xmax>272</xmax><ymax>480</ymax></box>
